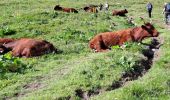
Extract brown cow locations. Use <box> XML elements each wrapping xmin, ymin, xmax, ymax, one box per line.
<box><xmin>89</xmin><ymin>22</ymin><xmax>159</xmax><ymax>52</ymax></box>
<box><xmin>83</xmin><ymin>6</ymin><xmax>98</xmax><ymax>13</ymax></box>
<box><xmin>112</xmin><ymin>9</ymin><xmax>128</xmax><ymax>16</ymax></box>
<box><xmin>54</xmin><ymin>5</ymin><xmax>78</xmax><ymax>13</ymax></box>
<box><xmin>0</xmin><ymin>38</ymin><xmax>57</xmax><ymax>57</ymax></box>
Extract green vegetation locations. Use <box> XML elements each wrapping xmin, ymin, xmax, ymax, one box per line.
<box><xmin>0</xmin><ymin>53</ymin><xmax>26</xmax><ymax>74</ymax></box>
<box><xmin>0</xmin><ymin>27</ymin><xmax>16</xmax><ymax>37</ymax></box>
<box><xmin>0</xmin><ymin>0</ymin><xmax>170</xmax><ymax>100</ymax></box>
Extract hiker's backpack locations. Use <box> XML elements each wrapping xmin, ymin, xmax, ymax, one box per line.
<box><xmin>166</xmin><ymin>3</ymin><xmax>170</xmax><ymax>12</ymax></box>
<box><xmin>147</xmin><ymin>3</ymin><xmax>152</xmax><ymax>10</ymax></box>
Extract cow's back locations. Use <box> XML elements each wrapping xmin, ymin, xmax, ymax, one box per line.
<box><xmin>18</xmin><ymin>38</ymin><xmax>55</xmax><ymax>57</ymax></box>
<box><xmin>112</xmin><ymin>9</ymin><xmax>127</xmax><ymax>16</ymax></box>
<box><xmin>100</xmin><ymin>32</ymin><xmax>120</xmax><ymax>46</ymax></box>
<box><xmin>63</xmin><ymin>8</ymin><xmax>78</xmax><ymax>13</ymax></box>
<box><xmin>112</xmin><ymin>10</ymin><xmax>118</xmax><ymax>15</ymax></box>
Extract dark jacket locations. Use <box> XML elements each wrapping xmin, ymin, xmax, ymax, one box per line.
<box><xmin>146</xmin><ymin>3</ymin><xmax>153</xmax><ymax>11</ymax></box>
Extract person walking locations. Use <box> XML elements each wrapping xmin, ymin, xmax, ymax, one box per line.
<box><xmin>163</xmin><ymin>2</ymin><xmax>170</xmax><ymax>24</ymax></box>
<box><xmin>104</xmin><ymin>2</ymin><xmax>109</xmax><ymax>11</ymax></box>
<box><xmin>146</xmin><ymin>2</ymin><xmax>153</xmax><ymax>18</ymax></box>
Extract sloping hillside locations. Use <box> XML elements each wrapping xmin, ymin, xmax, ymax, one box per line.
<box><xmin>0</xmin><ymin>0</ymin><xmax>170</xmax><ymax>100</ymax></box>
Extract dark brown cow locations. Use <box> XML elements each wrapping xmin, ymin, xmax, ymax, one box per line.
<box><xmin>54</xmin><ymin>5</ymin><xmax>78</xmax><ymax>13</ymax></box>
<box><xmin>112</xmin><ymin>9</ymin><xmax>128</xmax><ymax>16</ymax></box>
<box><xmin>0</xmin><ymin>38</ymin><xmax>57</xmax><ymax>57</ymax></box>
<box><xmin>89</xmin><ymin>23</ymin><xmax>159</xmax><ymax>52</ymax></box>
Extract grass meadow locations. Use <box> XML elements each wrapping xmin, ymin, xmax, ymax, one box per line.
<box><xmin>0</xmin><ymin>0</ymin><xmax>170</xmax><ymax>100</ymax></box>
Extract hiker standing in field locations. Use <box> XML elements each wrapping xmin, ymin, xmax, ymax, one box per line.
<box><xmin>99</xmin><ymin>2</ymin><xmax>109</xmax><ymax>12</ymax></box>
<box><xmin>146</xmin><ymin>2</ymin><xmax>153</xmax><ymax>18</ymax></box>
<box><xmin>163</xmin><ymin>2</ymin><xmax>170</xmax><ymax>24</ymax></box>
<box><xmin>99</xmin><ymin>3</ymin><xmax>103</xmax><ymax>11</ymax></box>
<box><xmin>104</xmin><ymin>2</ymin><xmax>109</xmax><ymax>11</ymax></box>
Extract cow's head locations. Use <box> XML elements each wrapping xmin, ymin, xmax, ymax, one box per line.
<box><xmin>124</xmin><ymin>9</ymin><xmax>128</xmax><ymax>13</ymax></box>
<box><xmin>42</xmin><ymin>40</ymin><xmax>57</xmax><ymax>53</ymax></box>
<box><xmin>84</xmin><ymin>7</ymin><xmax>90</xmax><ymax>11</ymax></box>
<box><xmin>0</xmin><ymin>44</ymin><xmax>10</xmax><ymax>54</ymax></box>
<box><xmin>141</xmin><ymin>22</ymin><xmax>159</xmax><ymax>37</ymax></box>
<box><xmin>49</xmin><ymin>44</ymin><xmax>57</xmax><ymax>53</ymax></box>
<box><xmin>54</xmin><ymin>5</ymin><xmax>62</xmax><ymax>10</ymax></box>
<box><xmin>89</xmin><ymin>42</ymin><xmax>95</xmax><ymax>50</ymax></box>
<box><xmin>0</xmin><ymin>47</ymin><xmax>4</xmax><ymax>54</ymax></box>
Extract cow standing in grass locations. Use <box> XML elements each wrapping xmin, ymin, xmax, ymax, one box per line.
<box><xmin>89</xmin><ymin>22</ymin><xmax>159</xmax><ymax>52</ymax></box>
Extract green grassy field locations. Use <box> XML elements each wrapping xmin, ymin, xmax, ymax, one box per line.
<box><xmin>0</xmin><ymin>0</ymin><xmax>170</xmax><ymax>100</ymax></box>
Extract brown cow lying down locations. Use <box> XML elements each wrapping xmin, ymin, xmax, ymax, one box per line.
<box><xmin>0</xmin><ymin>38</ymin><xmax>57</xmax><ymax>57</ymax></box>
<box><xmin>112</xmin><ymin>9</ymin><xmax>128</xmax><ymax>16</ymax></box>
<box><xmin>54</xmin><ymin>5</ymin><xmax>78</xmax><ymax>13</ymax></box>
<box><xmin>83</xmin><ymin>6</ymin><xmax>98</xmax><ymax>13</ymax></box>
<box><xmin>89</xmin><ymin>23</ymin><xmax>159</xmax><ymax>52</ymax></box>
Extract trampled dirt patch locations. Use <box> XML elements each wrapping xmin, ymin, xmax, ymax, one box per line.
<box><xmin>4</xmin><ymin>82</ymin><xmax>45</xmax><ymax>100</ymax></box>
<box><xmin>5</xmin><ymin>53</ymin><xmax>105</xmax><ymax>100</ymax></box>
<box><xmin>23</xmin><ymin>82</ymin><xmax>43</xmax><ymax>90</ymax></box>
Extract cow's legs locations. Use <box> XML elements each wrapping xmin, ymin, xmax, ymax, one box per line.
<box><xmin>3</xmin><ymin>41</ymin><xmax>17</xmax><ymax>50</ymax></box>
<box><xmin>118</xmin><ymin>40</ymin><xmax>125</xmax><ymax>46</ymax></box>
<box><xmin>22</xmin><ymin>48</ymin><xmax>32</xmax><ymax>57</ymax></box>
<box><xmin>94</xmin><ymin>41</ymin><xmax>103</xmax><ymax>52</ymax></box>
<box><xmin>95</xmin><ymin>36</ymin><xmax>109</xmax><ymax>52</ymax></box>
<box><xmin>12</xmin><ymin>48</ymin><xmax>22</xmax><ymax>57</ymax></box>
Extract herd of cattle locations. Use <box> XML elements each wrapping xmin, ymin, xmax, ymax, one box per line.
<box><xmin>0</xmin><ymin>4</ymin><xmax>159</xmax><ymax>57</ymax></box>
<box><xmin>54</xmin><ymin>4</ymin><xmax>128</xmax><ymax>16</ymax></box>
